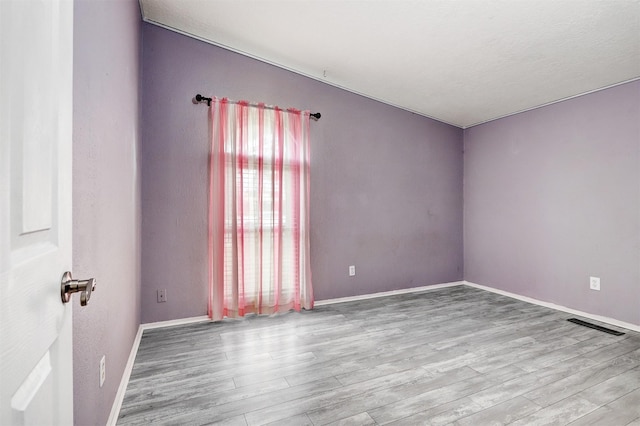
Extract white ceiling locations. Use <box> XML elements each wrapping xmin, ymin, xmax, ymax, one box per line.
<box><xmin>140</xmin><ymin>0</ymin><xmax>640</xmax><ymax>128</ymax></box>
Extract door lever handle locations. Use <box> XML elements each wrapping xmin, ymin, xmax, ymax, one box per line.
<box><xmin>61</xmin><ymin>271</ymin><xmax>96</xmax><ymax>306</ymax></box>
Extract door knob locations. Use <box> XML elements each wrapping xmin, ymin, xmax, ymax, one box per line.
<box><xmin>60</xmin><ymin>271</ymin><xmax>96</xmax><ymax>306</ymax></box>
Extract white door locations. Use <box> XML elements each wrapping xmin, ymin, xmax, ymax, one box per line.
<box><xmin>0</xmin><ymin>0</ymin><xmax>75</xmax><ymax>424</ymax></box>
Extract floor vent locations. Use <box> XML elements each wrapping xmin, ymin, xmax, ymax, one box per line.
<box><xmin>567</xmin><ymin>318</ymin><xmax>625</xmax><ymax>336</ymax></box>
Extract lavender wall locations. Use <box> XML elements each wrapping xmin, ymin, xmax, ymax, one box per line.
<box><xmin>141</xmin><ymin>24</ymin><xmax>464</xmax><ymax>323</ymax></box>
<box><xmin>73</xmin><ymin>0</ymin><xmax>141</xmax><ymax>424</ymax></box>
<box><xmin>464</xmin><ymin>80</ymin><xmax>640</xmax><ymax>326</ymax></box>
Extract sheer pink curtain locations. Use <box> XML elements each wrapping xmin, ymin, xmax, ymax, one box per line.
<box><xmin>208</xmin><ymin>98</ymin><xmax>313</xmax><ymax>321</ymax></box>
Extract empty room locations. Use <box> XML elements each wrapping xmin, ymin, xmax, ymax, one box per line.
<box><xmin>1</xmin><ymin>0</ymin><xmax>639</xmax><ymax>425</ymax></box>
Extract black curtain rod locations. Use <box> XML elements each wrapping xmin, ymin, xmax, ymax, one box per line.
<box><xmin>193</xmin><ymin>94</ymin><xmax>321</xmax><ymax>120</ymax></box>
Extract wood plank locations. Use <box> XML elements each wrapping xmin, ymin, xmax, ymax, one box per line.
<box><xmin>116</xmin><ymin>286</ymin><xmax>640</xmax><ymax>425</ymax></box>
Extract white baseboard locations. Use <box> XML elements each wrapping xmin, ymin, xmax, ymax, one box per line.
<box><xmin>314</xmin><ymin>281</ymin><xmax>465</xmax><ymax>306</ymax></box>
<box><xmin>106</xmin><ymin>315</ymin><xmax>210</xmax><ymax>425</ymax></box>
<box><xmin>141</xmin><ymin>315</ymin><xmax>211</xmax><ymax>330</ymax></box>
<box><xmin>106</xmin><ymin>325</ymin><xmax>143</xmax><ymax>426</ymax></box>
<box><xmin>463</xmin><ymin>281</ymin><xmax>640</xmax><ymax>333</ymax></box>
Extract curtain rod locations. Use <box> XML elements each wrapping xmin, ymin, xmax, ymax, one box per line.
<box><xmin>193</xmin><ymin>94</ymin><xmax>321</xmax><ymax>120</ymax></box>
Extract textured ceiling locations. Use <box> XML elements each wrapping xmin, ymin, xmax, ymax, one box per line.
<box><xmin>140</xmin><ymin>0</ymin><xmax>640</xmax><ymax>128</ymax></box>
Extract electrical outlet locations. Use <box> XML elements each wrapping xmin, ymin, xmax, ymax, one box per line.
<box><xmin>99</xmin><ymin>355</ymin><xmax>106</xmax><ymax>388</ymax></box>
<box><xmin>157</xmin><ymin>289</ymin><xmax>167</xmax><ymax>303</ymax></box>
<box><xmin>349</xmin><ymin>265</ymin><xmax>356</xmax><ymax>277</ymax></box>
<box><xmin>590</xmin><ymin>276</ymin><xmax>600</xmax><ymax>291</ymax></box>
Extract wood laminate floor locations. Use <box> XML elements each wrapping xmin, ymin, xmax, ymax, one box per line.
<box><xmin>117</xmin><ymin>286</ymin><xmax>640</xmax><ymax>425</ymax></box>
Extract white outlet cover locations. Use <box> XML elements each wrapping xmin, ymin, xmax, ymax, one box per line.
<box><xmin>100</xmin><ymin>355</ymin><xmax>106</xmax><ymax>387</ymax></box>
<box><xmin>590</xmin><ymin>276</ymin><xmax>600</xmax><ymax>291</ymax></box>
<box><xmin>349</xmin><ymin>265</ymin><xmax>356</xmax><ymax>276</ymax></box>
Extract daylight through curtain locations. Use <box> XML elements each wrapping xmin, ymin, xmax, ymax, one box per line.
<box><xmin>208</xmin><ymin>98</ymin><xmax>313</xmax><ymax>320</ymax></box>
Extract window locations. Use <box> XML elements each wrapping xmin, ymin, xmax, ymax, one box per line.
<box><xmin>208</xmin><ymin>99</ymin><xmax>313</xmax><ymax>320</ymax></box>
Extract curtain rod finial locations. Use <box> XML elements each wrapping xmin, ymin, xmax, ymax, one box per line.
<box><xmin>194</xmin><ymin>93</ymin><xmax>212</xmax><ymax>106</ymax></box>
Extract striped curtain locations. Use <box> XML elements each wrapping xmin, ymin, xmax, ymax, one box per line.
<box><xmin>208</xmin><ymin>98</ymin><xmax>313</xmax><ymax>321</ymax></box>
